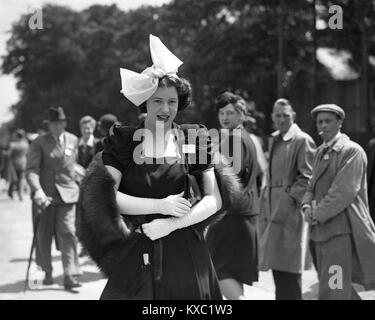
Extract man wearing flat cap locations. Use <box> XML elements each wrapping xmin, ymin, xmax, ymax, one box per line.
<box><xmin>26</xmin><ymin>107</ymin><xmax>81</xmax><ymax>290</ymax></box>
<box><xmin>302</xmin><ymin>104</ymin><xmax>375</xmax><ymax>299</ymax></box>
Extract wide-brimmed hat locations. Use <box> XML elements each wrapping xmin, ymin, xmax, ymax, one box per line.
<box><xmin>43</xmin><ymin>107</ymin><xmax>67</xmax><ymax>123</ymax></box>
<box><xmin>311</xmin><ymin>104</ymin><xmax>345</xmax><ymax>120</ymax></box>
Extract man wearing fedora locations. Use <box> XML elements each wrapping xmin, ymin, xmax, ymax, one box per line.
<box><xmin>302</xmin><ymin>104</ymin><xmax>375</xmax><ymax>299</ymax></box>
<box><xmin>26</xmin><ymin>106</ymin><xmax>81</xmax><ymax>290</ymax></box>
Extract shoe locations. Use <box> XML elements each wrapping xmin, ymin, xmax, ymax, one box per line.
<box><xmin>64</xmin><ymin>275</ymin><xmax>82</xmax><ymax>290</ymax></box>
<box><xmin>43</xmin><ymin>271</ymin><xmax>54</xmax><ymax>285</ymax></box>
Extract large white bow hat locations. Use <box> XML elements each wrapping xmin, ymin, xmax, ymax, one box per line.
<box><xmin>120</xmin><ymin>34</ymin><xmax>183</xmax><ymax>106</ymax></box>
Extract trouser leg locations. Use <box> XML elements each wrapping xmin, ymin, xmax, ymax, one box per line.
<box><xmin>54</xmin><ymin>204</ymin><xmax>79</xmax><ymax>276</ymax></box>
<box><xmin>313</xmin><ymin>234</ymin><xmax>353</xmax><ymax>300</ymax></box>
<box><xmin>33</xmin><ymin>202</ymin><xmax>54</xmax><ymax>273</ymax></box>
<box><xmin>272</xmin><ymin>270</ymin><xmax>302</xmax><ymax>300</ymax></box>
<box><xmin>16</xmin><ymin>170</ymin><xmax>24</xmax><ymax>199</ymax></box>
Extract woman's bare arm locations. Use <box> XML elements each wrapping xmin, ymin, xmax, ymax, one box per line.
<box><xmin>105</xmin><ymin>165</ymin><xmax>191</xmax><ymax>216</ymax></box>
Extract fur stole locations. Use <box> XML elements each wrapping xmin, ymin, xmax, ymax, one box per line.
<box><xmin>77</xmin><ymin>153</ymin><xmax>245</xmax><ymax>277</ymax></box>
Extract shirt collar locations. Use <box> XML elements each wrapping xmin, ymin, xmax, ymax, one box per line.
<box><xmin>272</xmin><ymin>123</ymin><xmax>300</xmax><ymax>141</ymax></box>
<box><xmin>141</xmin><ymin>130</ymin><xmax>181</xmax><ymax>159</ymax></box>
<box><xmin>322</xmin><ymin>132</ymin><xmax>342</xmax><ymax>148</ymax></box>
<box><xmin>79</xmin><ymin>135</ymin><xmax>95</xmax><ymax>147</ymax></box>
<box><xmin>52</xmin><ymin>132</ymin><xmax>65</xmax><ymax>145</ymax></box>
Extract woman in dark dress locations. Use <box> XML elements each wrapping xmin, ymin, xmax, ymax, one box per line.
<box><xmin>79</xmin><ymin>35</ymin><xmax>223</xmax><ymax>300</ymax></box>
<box><xmin>206</xmin><ymin>92</ymin><xmax>259</xmax><ymax>300</ymax></box>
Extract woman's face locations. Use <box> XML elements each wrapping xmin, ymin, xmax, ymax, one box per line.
<box><xmin>218</xmin><ymin>104</ymin><xmax>242</xmax><ymax>130</ymax></box>
<box><xmin>146</xmin><ymin>86</ymin><xmax>179</xmax><ymax>127</ymax></box>
<box><xmin>80</xmin><ymin>122</ymin><xmax>94</xmax><ymax>139</ymax></box>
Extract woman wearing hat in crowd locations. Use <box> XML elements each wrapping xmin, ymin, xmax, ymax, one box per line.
<box><xmin>79</xmin><ymin>35</ymin><xmax>227</xmax><ymax>299</ymax></box>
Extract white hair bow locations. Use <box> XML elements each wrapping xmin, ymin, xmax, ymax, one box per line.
<box><xmin>120</xmin><ymin>34</ymin><xmax>183</xmax><ymax>106</ymax></box>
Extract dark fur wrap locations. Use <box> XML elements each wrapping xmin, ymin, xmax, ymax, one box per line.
<box><xmin>77</xmin><ymin>153</ymin><xmax>245</xmax><ymax>278</ymax></box>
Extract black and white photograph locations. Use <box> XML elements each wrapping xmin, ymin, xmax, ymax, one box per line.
<box><xmin>1</xmin><ymin>0</ymin><xmax>375</xmax><ymax>304</ymax></box>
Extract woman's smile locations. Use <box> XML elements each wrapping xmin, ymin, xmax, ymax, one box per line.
<box><xmin>156</xmin><ymin>114</ymin><xmax>170</xmax><ymax>122</ymax></box>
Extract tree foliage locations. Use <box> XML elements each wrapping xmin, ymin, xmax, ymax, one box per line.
<box><xmin>2</xmin><ymin>0</ymin><xmax>374</xmax><ymax>134</ymax></box>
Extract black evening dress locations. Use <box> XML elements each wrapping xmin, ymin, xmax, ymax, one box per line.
<box><xmin>100</xmin><ymin>122</ymin><xmax>222</xmax><ymax>300</ymax></box>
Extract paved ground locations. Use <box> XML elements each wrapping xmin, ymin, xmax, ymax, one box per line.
<box><xmin>0</xmin><ymin>185</ymin><xmax>374</xmax><ymax>300</ymax></box>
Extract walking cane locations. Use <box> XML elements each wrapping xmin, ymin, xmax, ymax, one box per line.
<box><xmin>24</xmin><ymin>199</ymin><xmax>51</xmax><ymax>292</ymax></box>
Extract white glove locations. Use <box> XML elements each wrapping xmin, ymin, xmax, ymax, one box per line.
<box><xmin>142</xmin><ymin>201</ymin><xmax>211</xmax><ymax>241</ymax></box>
<box><xmin>156</xmin><ymin>192</ymin><xmax>192</xmax><ymax>217</ymax></box>
<box><xmin>141</xmin><ymin>218</ymin><xmax>176</xmax><ymax>241</ymax></box>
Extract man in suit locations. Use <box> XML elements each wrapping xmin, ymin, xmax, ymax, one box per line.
<box><xmin>26</xmin><ymin>106</ymin><xmax>81</xmax><ymax>290</ymax></box>
<box><xmin>259</xmin><ymin>98</ymin><xmax>316</xmax><ymax>300</ymax></box>
<box><xmin>302</xmin><ymin>104</ymin><xmax>375</xmax><ymax>299</ymax></box>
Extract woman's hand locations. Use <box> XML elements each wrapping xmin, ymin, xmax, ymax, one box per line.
<box><xmin>141</xmin><ymin>218</ymin><xmax>176</xmax><ymax>241</ymax></box>
<box><xmin>157</xmin><ymin>192</ymin><xmax>192</xmax><ymax>217</ymax></box>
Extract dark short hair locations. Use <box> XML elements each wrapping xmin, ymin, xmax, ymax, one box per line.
<box><xmin>215</xmin><ymin>91</ymin><xmax>246</xmax><ymax>115</ymax></box>
<box><xmin>273</xmin><ymin>98</ymin><xmax>295</xmax><ymax>113</ymax></box>
<box><xmin>139</xmin><ymin>75</ymin><xmax>192</xmax><ymax>113</ymax></box>
<box><xmin>98</xmin><ymin>114</ymin><xmax>118</xmax><ymax>131</ymax></box>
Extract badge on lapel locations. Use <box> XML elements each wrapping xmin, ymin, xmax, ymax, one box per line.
<box><xmin>65</xmin><ymin>147</ymin><xmax>73</xmax><ymax>157</ymax></box>
<box><xmin>323</xmin><ymin>153</ymin><xmax>329</xmax><ymax>160</ymax></box>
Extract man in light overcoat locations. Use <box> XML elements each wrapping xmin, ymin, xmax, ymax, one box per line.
<box><xmin>26</xmin><ymin>107</ymin><xmax>81</xmax><ymax>290</ymax></box>
<box><xmin>302</xmin><ymin>104</ymin><xmax>375</xmax><ymax>299</ymax></box>
<box><xmin>259</xmin><ymin>98</ymin><xmax>316</xmax><ymax>300</ymax></box>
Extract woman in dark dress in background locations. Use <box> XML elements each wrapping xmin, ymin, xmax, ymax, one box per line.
<box><xmin>206</xmin><ymin>92</ymin><xmax>259</xmax><ymax>300</ymax></box>
<box><xmin>79</xmin><ymin>35</ymin><xmax>223</xmax><ymax>300</ymax></box>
